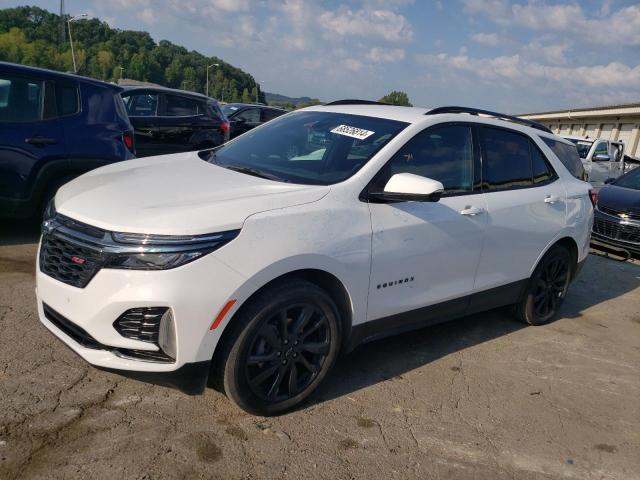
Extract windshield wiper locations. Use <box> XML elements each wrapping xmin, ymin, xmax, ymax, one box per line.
<box><xmin>224</xmin><ymin>165</ymin><xmax>287</xmax><ymax>182</ymax></box>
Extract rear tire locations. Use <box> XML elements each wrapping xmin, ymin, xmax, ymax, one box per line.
<box><xmin>513</xmin><ymin>245</ymin><xmax>573</xmax><ymax>326</ymax></box>
<box><xmin>219</xmin><ymin>280</ymin><xmax>341</xmax><ymax>415</ymax></box>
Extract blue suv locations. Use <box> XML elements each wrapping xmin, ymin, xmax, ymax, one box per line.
<box><xmin>0</xmin><ymin>62</ymin><xmax>135</xmax><ymax>218</ymax></box>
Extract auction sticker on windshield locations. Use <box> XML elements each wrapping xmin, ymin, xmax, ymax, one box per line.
<box><xmin>330</xmin><ymin>125</ymin><xmax>375</xmax><ymax>140</ymax></box>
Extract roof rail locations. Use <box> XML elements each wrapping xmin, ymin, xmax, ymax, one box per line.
<box><xmin>426</xmin><ymin>106</ymin><xmax>552</xmax><ymax>133</ymax></box>
<box><xmin>324</xmin><ymin>99</ymin><xmax>387</xmax><ymax>106</ymax></box>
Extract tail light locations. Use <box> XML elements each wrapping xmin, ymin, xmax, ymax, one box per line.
<box><xmin>220</xmin><ymin>122</ymin><xmax>230</xmax><ymax>137</ymax></box>
<box><xmin>589</xmin><ymin>189</ymin><xmax>598</xmax><ymax>206</ymax></box>
<box><xmin>122</xmin><ymin>132</ymin><xmax>135</xmax><ymax>154</ymax></box>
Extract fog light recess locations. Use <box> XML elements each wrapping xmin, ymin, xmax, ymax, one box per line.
<box><xmin>158</xmin><ymin>309</ymin><xmax>177</xmax><ymax>360</ymax></box>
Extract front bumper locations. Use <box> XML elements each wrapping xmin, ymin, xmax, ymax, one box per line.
<box><xmin>36</xmin><ymin>244</ymin><xmax>247</xmax><ymax>391</ymax></box>
<box><xmin>591</xmin><ymin>208</ymin><xmax>640</xmax><ymax>256</ymax></box>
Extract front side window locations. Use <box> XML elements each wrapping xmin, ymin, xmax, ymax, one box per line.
<box><xmin>594</xmin><ymin>141</ymin><xmax>609</xmax><ymax>156</ymax></box>
<box><xmin>372</xmin><ymin>125</ymin><xmax>474</xmax><ymax>195</ymax></box>
<box><xmin>206</xmin><ymin>111</ymin><xmax>408</xmax><ymax>185</ymax></box>
<box><xmin>481</xmin><ymin>127</ymin><xmax>533</xmax><ymax>190</ymax></box>
<box><xmin>123</xmin><ymin>93</ymin><xmax>158</xmax><ymax>117</ymax></box>
<box><xmin>236</xmin><ymin>108</ymin><xmax>261</xmax><ymax>123</ymax></box>
<box><xmin>0</xmin><ymin>75</ymin><xmax>43</xmax><ymax>123</ymax></box>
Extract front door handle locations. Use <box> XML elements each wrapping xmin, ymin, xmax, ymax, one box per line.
<box><xmin>460</xmin><ymin>206</ymin><xmax>485</xmax><ymax>216</ymax></box>
<box><xmin>25</xmin><ymin>136</ymin><xmax>57</xmax><ymax>146</ymax></box>
<box><xmin>544</xmin><ymin>195</ymin><xmax>561</xmax><ymax>204</ymax></box>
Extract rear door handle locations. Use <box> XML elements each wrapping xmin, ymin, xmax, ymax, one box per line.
<box><xmin>25</xmin><ymin>136</ymin><xmax>57</xmax><ymax>146</ymax></box>
<box><xmin>460</xmin><ymin>206</ymin><xmax>485</xmax><ymax>216</ymax></box>
<box><xmin>544</xmin><ymin>195</ymin><xmax>561</xmax><ymax>204</ymax></box>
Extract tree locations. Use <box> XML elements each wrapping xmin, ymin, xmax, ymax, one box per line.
<box><xmin>378</xmin><ymin>91</ymin><xmax>412</xmax><ymax>107</ymax></box>
<box><xmin>241</xmin><ymin>88</ymin><xmax>251</xmax><ymax>103</ymax></box>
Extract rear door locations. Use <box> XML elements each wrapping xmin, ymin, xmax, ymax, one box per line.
<box><xmin>474</xmin><ymin>126</ymin><xmax>566</xmax><ymax>292</ymax></box>
<box><xmin>0</xmin><ymin>71</ymin><xmax>67</xmax><ymax>210</ymax></box>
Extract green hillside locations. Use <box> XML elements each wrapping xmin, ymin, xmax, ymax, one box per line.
<box><xmin>0</xmin><ymin>5</ymin><xmax>264</xmax><ymax>103</ymax></box>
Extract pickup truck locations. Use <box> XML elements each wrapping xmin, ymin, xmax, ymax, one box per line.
<box><xmin>563</xmin><ymin>135</ymin><xmax>638</xmax><ymax>185</ymax></box>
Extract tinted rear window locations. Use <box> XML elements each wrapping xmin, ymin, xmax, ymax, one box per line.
<box><xmin>56</xmin><ymin>82</ymin><xmax>79</xmax><ymax>116</ymax></box>
<box><xmin>165</xmin><ymin>95</ymin><xmax>200</xmax><ymax>116</ymax></box>
<box><xmin>481</xmin><ymin>127</ymin><xmax>533</xmax><ymax>190</ymax></box>
<box><xmin>542</xmin><ymin>137</ymin><xmax>586</xmax><ymax>180</ymax></box>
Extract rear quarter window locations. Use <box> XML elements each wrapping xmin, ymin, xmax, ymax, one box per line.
<box><xmin>541</xmin><ymin>137</ymin><xmax>586</xmax><ymax>180</ymax></box>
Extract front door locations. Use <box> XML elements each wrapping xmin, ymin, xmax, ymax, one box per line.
<box><xmin>367</xmin><ymin>124</ymin><xmax>487</xmax><ymax>323</ymax></box>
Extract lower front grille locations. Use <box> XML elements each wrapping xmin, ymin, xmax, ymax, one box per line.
<box><xmin>593</xmin><ymin>216</ymin><xmax>640</xmax><ymax>244</ymax></box>
<box><xmin>43</xmin><ymin>303</ymin><xmax>101</xmax><ymax>349</ymax></box>
<box><xmin>42</xmin><ymin>303</ymin><xmax>174</xmax><ymax>363</ymax></box>
<box><xmin>39</xmin><ymin>234</ymin><xmax>104</xmax><ymax>288</ymax></box>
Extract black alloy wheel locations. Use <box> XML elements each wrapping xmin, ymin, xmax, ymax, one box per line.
<box><xmin>220</xmin><ymin>280</ymin><xmax>340</xmax><ymax>415</ymax></box>
<box><xmin>245</xmin><ymin>304</ymin><xmax>330</xmax><ymax>401</ymax></box>
<box><xmin>514</xmin><ymin>245</ymin><xmax>573</xmax><ymax>326</ymax></box>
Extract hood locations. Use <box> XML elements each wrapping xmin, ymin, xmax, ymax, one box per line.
<box><xmin>598</xmin><ymin>184</ymin><xmax>640</xmax><ymax>215</ymax></box>
<box><xmin>55</xmin><ymin>152</ymin><xmax>329</xmax><ymax>235</ymax></box>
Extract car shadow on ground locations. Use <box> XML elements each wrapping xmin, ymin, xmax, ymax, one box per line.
<box><xmin>0</xmin><ymin>219</ymin><xmax>41</xmax><ymax>246</ymax></box>
<box><xmin>315</xmin><ymin>257</ymin><xmax>640</xmax><ymax>405</ymax></box>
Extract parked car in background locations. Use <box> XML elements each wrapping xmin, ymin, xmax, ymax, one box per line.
<box><xmin>563</xmin><ymin>135</ymin><xmax>626</xmax><ymax>185</ymax></box>
<box><xmin>37</xmin><ymin>103</ymin><xmax>592</xmax><ymax>415</ymax></box>
<box><xmin>0</xmin><ymin>62</ymin><xmax>135</xmax><ymax>218</ymax></box>
<box><xmin>591</xmin><ymin>167</ymin><xmax>640</xmax><ymax>258</ymax></box>
<box><xmin>221</xmin><ymin>103</ymin><xmax>287</xmax><ymax>138</ymax></box>
<box><xmin>121</xmin><ymin>86</ymin><xmax>229</xmax><ymax>157</ymax></box>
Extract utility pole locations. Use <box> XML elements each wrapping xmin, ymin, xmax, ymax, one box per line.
<box><xmin>206</xmin><ymin>63</ymin><xmax>219</xmax><ymax>98</ymax></box>
<box><xmin>67</xmin><ymin>13</ymin><xmax>87</xmax><ymax>73</ymax></box>
<box><xmin>59</xmin><ymin>0</ymin><xmax>65</xmax><ymax>44</ymax></box>
<box><xmin>118</xmin><ymin>66</ymin><xmax>124</xmax><ymax>82</ymax></box>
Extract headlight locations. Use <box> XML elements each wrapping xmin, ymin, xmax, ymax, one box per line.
<box><xmin>103</xmin><ymin>230</ymin><xmax>239</xmax><ymax>271</ymax></box>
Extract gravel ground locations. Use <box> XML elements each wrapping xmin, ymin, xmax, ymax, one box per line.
<box><xmin>1</xmin><ymin>222</ymin><xmax>639</xmax><ymax>479</ymax></box>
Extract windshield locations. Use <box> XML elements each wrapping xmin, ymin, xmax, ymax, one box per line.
<box><xmin>206</xmin><ymin>111</ymin><xmax>409</xmax><ymax>185</ymax></box>
<box><xmin>566</xmin><ymin>138</ymin><xmax>593</xmax><ymax>159</ymax></box>
<box><xmin>613</xmin><ymin>167</ymin><xmax>640</xmax><ymax>190</ymax></box>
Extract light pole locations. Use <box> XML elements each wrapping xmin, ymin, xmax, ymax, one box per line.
<box><xmin>255</xmin><ymin>80</ymin><xmax>260</xmax><ymax>104</ymax></box>
<box><xmin>67</xmin><ymin>13</ymin><xmax>87</xmax><ymax>73</ymax></box>
<box><xmin>206</xmin><ymin>63</ymin><xmax>219</xmax><ymax>98</ymax></box>
<box><xmin>118</xmin><ymin>66</ymin><xmax>124</xmax><ymax>81</ymax></box>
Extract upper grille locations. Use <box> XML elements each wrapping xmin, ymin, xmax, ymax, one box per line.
<box><xmin>593</xmin><ymin>216</ymin><xmax>640</xmax><ymax>245</ymax></box>
<box><xmin>598</xmin><ymin>205</ymin><xmax>640</xmax><ymax>221</ymax></box>
<box><xmin>39</xmin><ymin>233</ymin><xmax>104</xmax><ymax>288</ymax></box>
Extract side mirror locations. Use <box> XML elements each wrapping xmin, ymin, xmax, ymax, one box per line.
<box><xmin>604</xmin><ymin>177</ymin><xmax>616</xmax><ymax>184</ymax></box>
<box><xmin>593</xmin><ymin>153</ymin><xmax>611</xmax><ymax>162</ymax></box>
<box><xmin>369</xmin><ymin>173</ymin><xmax>444</xmax><ymax>202</ymax></box>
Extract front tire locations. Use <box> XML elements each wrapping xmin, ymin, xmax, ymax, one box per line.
<box><xmin>513</xmin><ymin>245</ymin><xmax>573</xmax><ymax>326</ymax></box>
<box><xmin>220</xmin><ymin>280</ymin><xmax>340</xmax><ymax>415</ymax></box>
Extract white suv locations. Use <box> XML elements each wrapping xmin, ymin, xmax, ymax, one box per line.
<box><xmin>36</xmin><ymin>103</ymin><xmax>593</xmax><ymax>415</ymax></box>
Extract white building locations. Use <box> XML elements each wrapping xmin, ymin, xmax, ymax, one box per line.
<box><xmin>520</xmin><ymin>103</ymin><xmax>640</xmax><ymax>159</ymax></box>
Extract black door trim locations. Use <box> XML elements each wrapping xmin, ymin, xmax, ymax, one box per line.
<box><xmin>347</xmin><ymin>279</ymin><xmax>527</xmax><ymax>350</ymax></box>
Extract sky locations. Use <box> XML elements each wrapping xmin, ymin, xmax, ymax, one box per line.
<box><xmin>2</xmin><ymin>0</ymin><xmax>640</xmax><ymax>112</ymax></box>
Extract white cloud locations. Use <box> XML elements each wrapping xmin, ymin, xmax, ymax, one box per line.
<box><xmin>138</xmin><ymin>8</ymin><xmax>157</xmax><ymax>25</ymax></box>
<box><xmin>461</xmin><ymin>0</ymin><xmax>640</xmax><ymax>46</ymax></box>
<box><xmin>470</xmin><ymin>32</ymin><xmax>499</xmax><ymax>45</ymax></box>
<box><xmin>318</xmin><ymin>8</ymin><xmax>414</xmax><ymax>42</ymax></box>
<box><xmin>416</xmin><ymin>52</ymin><xmax>640</xmax><ymax>90</ymax></box>
<box><xmin>209</xmin><ymin>0</ymin><xmax>250</xmax><ymax>12</ymax></box>
<box><xmin>366</xmin><ymin>47</ymin><xmax>406</xmax><ymax>63</ymax></box>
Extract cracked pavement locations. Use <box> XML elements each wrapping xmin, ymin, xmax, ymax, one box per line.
<box><xmin>1</xmin><ymin>222</ymin><xmax>639</xmax><ymax>479</ymax></box>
